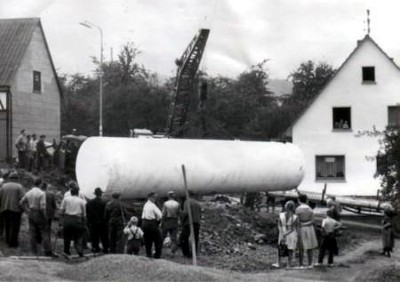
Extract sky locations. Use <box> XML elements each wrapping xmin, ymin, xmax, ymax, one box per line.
<box><xmin>1</xmin><ymin>0</ymin><xmax>400</xmax><ymax>80</ymax></box>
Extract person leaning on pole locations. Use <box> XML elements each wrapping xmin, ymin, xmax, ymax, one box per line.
<box><xmin>181</xmin><ymin>191</ymin><xmax>202</xmax><ymax>258</ymax></box>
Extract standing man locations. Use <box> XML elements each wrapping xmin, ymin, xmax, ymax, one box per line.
<box><xmin>0</xmin><ymin>172</ymin><xmax>25</xmax><ymax>248</ymax></box>
<box><xmin>87</xmin><ymin>187</ymin><xmax>109</xmax><ymax>253</ymax></box>
<box><xmin>36</xmin><ymin>135</ymin><xmax>51</xmax><ymax>172</ymax></box>
<box><xmin>161</xmin><ymin>191</ymin><xmax>180</xmax><ymax>255</ymax></box>
<box><xmin>15</xmin><ymin>129</ymin><xmax>27</xmax><ymax>168</ymax></box>
<box><xmin>59</xmin><ymin>186</ymin><xmax>86</xmax><ymax>257</ymax></box>
<box><xmin>42</xmin><ymin>182</ymin><xmax>57</xmax><ymax>231</ymax></box>
<box><xmin>30</xmin><ymin>134</ymin><xmax>39</xmax><ymax>171</ymax></box>
<box><xmin>19</xmin><ymin>178</ymin><xmax>52</xmax><ymax>256</ymax></box>
<box><xmin>141</xmin><ymin>192</ymin><xmax>163</xmax><ymax>258</ymax></box>
<box><xmin>104</xmin><ymin>192</ymin><xmax>127</xmax><ymax>254</ymax></box>
<box><xmin>181</xmin><ymin>191</ymin><xmax>202</xmax><ymax>258</ymax></box>
<box><xmin>295</xmin><ymin>194</ymin><xmax>318</xmax><ymax>268</ymax></box>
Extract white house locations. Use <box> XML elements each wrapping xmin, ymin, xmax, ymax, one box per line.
<box><xmin>287</xmin><ymin>35</ymin><xmax>400</xmax><ymax>197</ymax></box>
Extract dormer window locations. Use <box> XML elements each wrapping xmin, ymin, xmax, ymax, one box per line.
<box><xmin>362</xmin><ymin>66</ymin><xmax>375</xmax><ymax>83</ymax></box>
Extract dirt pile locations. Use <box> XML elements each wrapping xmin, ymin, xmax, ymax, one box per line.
<box><xmin>201</xmin><ymin>199</ymin><xmax>278</xmax><ymax>255</ymax></box>
<box><xmin>57</xmin><ymin>255</ymin><xmax>243</xmax><ymax>282</ymax></box>
<box><xmin>196</xmin><ymin>198</ymin><xmax>279</xmax><ymax>271</ymax></box>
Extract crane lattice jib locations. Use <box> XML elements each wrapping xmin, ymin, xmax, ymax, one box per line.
<box><xmin>166</xmin><ymin>29</ymin><xmax>210</xmax><ymax>136</ymax></box>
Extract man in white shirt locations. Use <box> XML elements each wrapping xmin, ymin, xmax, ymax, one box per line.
<box><xmin>59</xmin><ymin>186</ymin><xmax>86</xmax><ymax>257</ymax></box>
<box><xmin>141</xmin><ymin>192</ymin><xmax>162</xmax><ymax>258</ymax></box>
<box><xmin>20</xmin><ymin>178</ymin><xmax>53</xmax><ymax>256</ymax></box>
<box><xmin>162</xmin><ymin>191</ymin><xmax>180</xmax><ymax>255</ymax></box>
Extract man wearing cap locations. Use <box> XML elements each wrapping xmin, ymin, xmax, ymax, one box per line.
<box><xmin>59</xmin><ymin>186</ymin><xmax>86</xmax><ymax>257</ymax></box>
<box><xmin>162</xmin><ymin>191</ymin><xmax>180</xmax><ymax>255</ymax></box>
<box><xmin>20</xmin><ymin>178</ymin><xmax>53</xmax><ymax>256</ymax></box>
<box><xmin>141</xmin><ymin>192</ymin><xmax>163</xmax><ymax>258</ymax></box>
<box><xmin>104</xmin><ymin>192</ymin><xmax>128</xmax><ymax>254</ymax></box>
<box><xmin>0</xmin><ymin>172</ymin><xmax>25</xmax><ymax>248</ymax></box>
<box><xmin>87</xmin><ymin>187</ymin><xmax>109</xmax><ymax>253</ymax></box>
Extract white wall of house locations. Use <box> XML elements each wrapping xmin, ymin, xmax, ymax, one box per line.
<box><xmin>10</xmin><ymin>25</ymin><xmax>61</xmax><ymax>156</ymax></box>
<box><xmin>292</xmin><ymin>37</ymin><xmax>400</xmax><ymax>196</ymax></box>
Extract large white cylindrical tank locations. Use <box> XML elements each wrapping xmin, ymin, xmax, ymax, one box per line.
<box><xmin>76</xmin><ymin>137</ymin><xmax>305</xmax><ymax>199</ymax></box>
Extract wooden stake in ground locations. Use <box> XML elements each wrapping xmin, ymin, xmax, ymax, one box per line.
<box><xmin>181</xmin><ymin>164</ymin><xmax>197</xmax><ymax>266</ymax></box>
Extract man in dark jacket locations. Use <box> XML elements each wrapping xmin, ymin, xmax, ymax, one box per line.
<box><xmin>181</xmin><ymin>191</ymin><xmax>202</xmax><ymax>258</ymax></box>
<box><xmin>104</xmin><ymin>192</ymin><xmax>128</xmax><ymax>254</ymax></box>
<box><xmin>0</xmin><ymin>172</ymin><xmax>25</xmax><ymax>247</ymax></box>
<box><xmin>36</xmin><ymin>135</ymin><xmax>51</xmax><ymax>172</ymax></box>
<box><xmin>87</xmin><ymin>188</ymin><xmax>109</xmax><ymax>253</ymax></box>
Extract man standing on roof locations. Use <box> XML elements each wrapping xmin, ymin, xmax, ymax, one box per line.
<box><xmin>141</xmin><ymin>192</ymin><xmax>163</xmax><ymax>258</ymax></box>
<box><xmin>162</xmin><ymin>191</ymin><xmax>180</xmax><ymax>255</ymax></box>
<box><xmin>87</xmin><ymin>187</ymin><xmax>109</xmax><ymax>253</ymax></box>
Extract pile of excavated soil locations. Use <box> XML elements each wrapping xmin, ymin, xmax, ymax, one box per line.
<box><xmin>57</xmin><ymin>255</ymin><xmax>243</xmax><ymax>282</ymax></box>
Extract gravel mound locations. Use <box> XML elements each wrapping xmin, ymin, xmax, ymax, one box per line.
<box><xmin>57</xmin><ymin>254</ymin><xmax>242</xmax><ymax>282</ymax></box>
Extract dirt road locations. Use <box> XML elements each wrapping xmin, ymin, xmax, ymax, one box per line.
<box><xmin>0</xmin><ymin>239</ymin><xmax>398</xmax><ymax>281</ymax></box>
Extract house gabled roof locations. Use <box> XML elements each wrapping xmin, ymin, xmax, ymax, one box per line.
<box><xmin>0</xmin><ymin>18</ymin><xmax>62</xmax><ymax>95</ymax></box>
<box><xmin>284</xmin><ymin>35</ymin><xmax>400</xmax><ymax>137</ymax></box>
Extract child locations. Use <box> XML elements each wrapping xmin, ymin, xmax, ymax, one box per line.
<box><xmin>123</xmin><ymin>216</ymin><xmax>144</xmax><ymax>255</ymax></box>
<box><xmin>316</xmin><ymin>209</ymin><xmax>343</xmax><ymax>267</ymax></box>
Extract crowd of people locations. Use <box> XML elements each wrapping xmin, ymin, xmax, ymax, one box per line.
<box><xmin>0</xmin><ymin>174</ymin><xmax>202</xmax><ymax>260</ymax></box>
<box><xmin>275</xmin><ymin>194</ymin><xmax>395</xmax><ymax>269</ymax></box>
<box><xmin>0</xmin><ymin>171</ymin><xmax>396</xmax><ymax>267</ymax></box>
<box><xmin>14</xmin><ymin>129</ymin><xmax>52</xmax><ymax>172</ymax></box>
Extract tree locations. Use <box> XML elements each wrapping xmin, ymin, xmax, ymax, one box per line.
<box><xmin>61</xmin><ymin>42</ymin><xmax>170</xmax><ymax>137</ymax></box>
<box><xmin>287</xmin><ymin>60</ymin><xmax>335</xmax><ymax>108</ymax></box>
<box><xmin>376</xmin><ymin>126</ymin><xmax>400</xmax><ymax>208</ymax></box>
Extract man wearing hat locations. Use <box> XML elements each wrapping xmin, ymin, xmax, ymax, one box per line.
<box><xmin>104</xmin><ymin>192</ymin><xmax>128</xmax><ymax>254</ymax></box>
<box><xmin>141</xmin><ymin>192</ymin><xmax>163</xmax><ymax>258</ymax></box>
<box><xmin>162</xmin><ymin>191</ymin><xmax>180</xmax><ymax>255</ymax></box>
<box><xmin>0</xmin><ymin>172</ymin><xmax>25</xmax><ymax>247</ymax></box>
<box><xmin>86</xmin><ymin>187</ymin><xmax>109</xmax><ymax>253</ymax></box>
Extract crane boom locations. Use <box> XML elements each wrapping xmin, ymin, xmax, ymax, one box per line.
<box><xmin>166</xmin><ymin>29</ymin><xmax>210</xmax><ymax>137</ymax></box>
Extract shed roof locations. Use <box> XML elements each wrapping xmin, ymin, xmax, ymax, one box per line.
<box><xmin>0</xmin><ymin>18</ymin><xmax>61</xmax><ymax>94</ymax></box>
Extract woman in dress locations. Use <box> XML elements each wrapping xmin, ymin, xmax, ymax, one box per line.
<box><xmin>276</xmin><ymin>200</ymin><xmax>298</xmax><ymax>268</ymax></box>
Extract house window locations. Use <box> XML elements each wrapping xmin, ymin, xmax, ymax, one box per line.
<box><xmin>0</xmin><ymin>92</ymin><xmax>7</xmax><ymax>111</ymax></box>
<box><xmin>333</xmin><ymin>107</ymin><xmax>351</xmax><ymax>129</ymax></box>
<box><xmin>33</xmin><ymin>71</ymin><xmax>41</xmax><ymax>93</ymax></box>
<box><xmin>362</xmin><ymin>66</ymin><xmax>375</xmax><ymax>82</ymax></box>
<box><xmin>316</xmin><ymin>155</ymin><xmax>345</xmax><ymax>180</ymax></box>
<box><xmin>388</xmin><ymin>106</ymin><xmax>400</xmax><ymax>127</ymax></box>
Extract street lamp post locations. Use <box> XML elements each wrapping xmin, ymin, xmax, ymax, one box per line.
<box><xmin>80</xmin><ymin>21</ymin><xmax>104</xmax><ymax>136</ymax></box>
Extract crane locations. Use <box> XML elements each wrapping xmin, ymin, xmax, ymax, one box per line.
<box><xmin>165</xmin><ymin>29</ymin><xmax>210</xmax><ymax>137</ymax></box>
